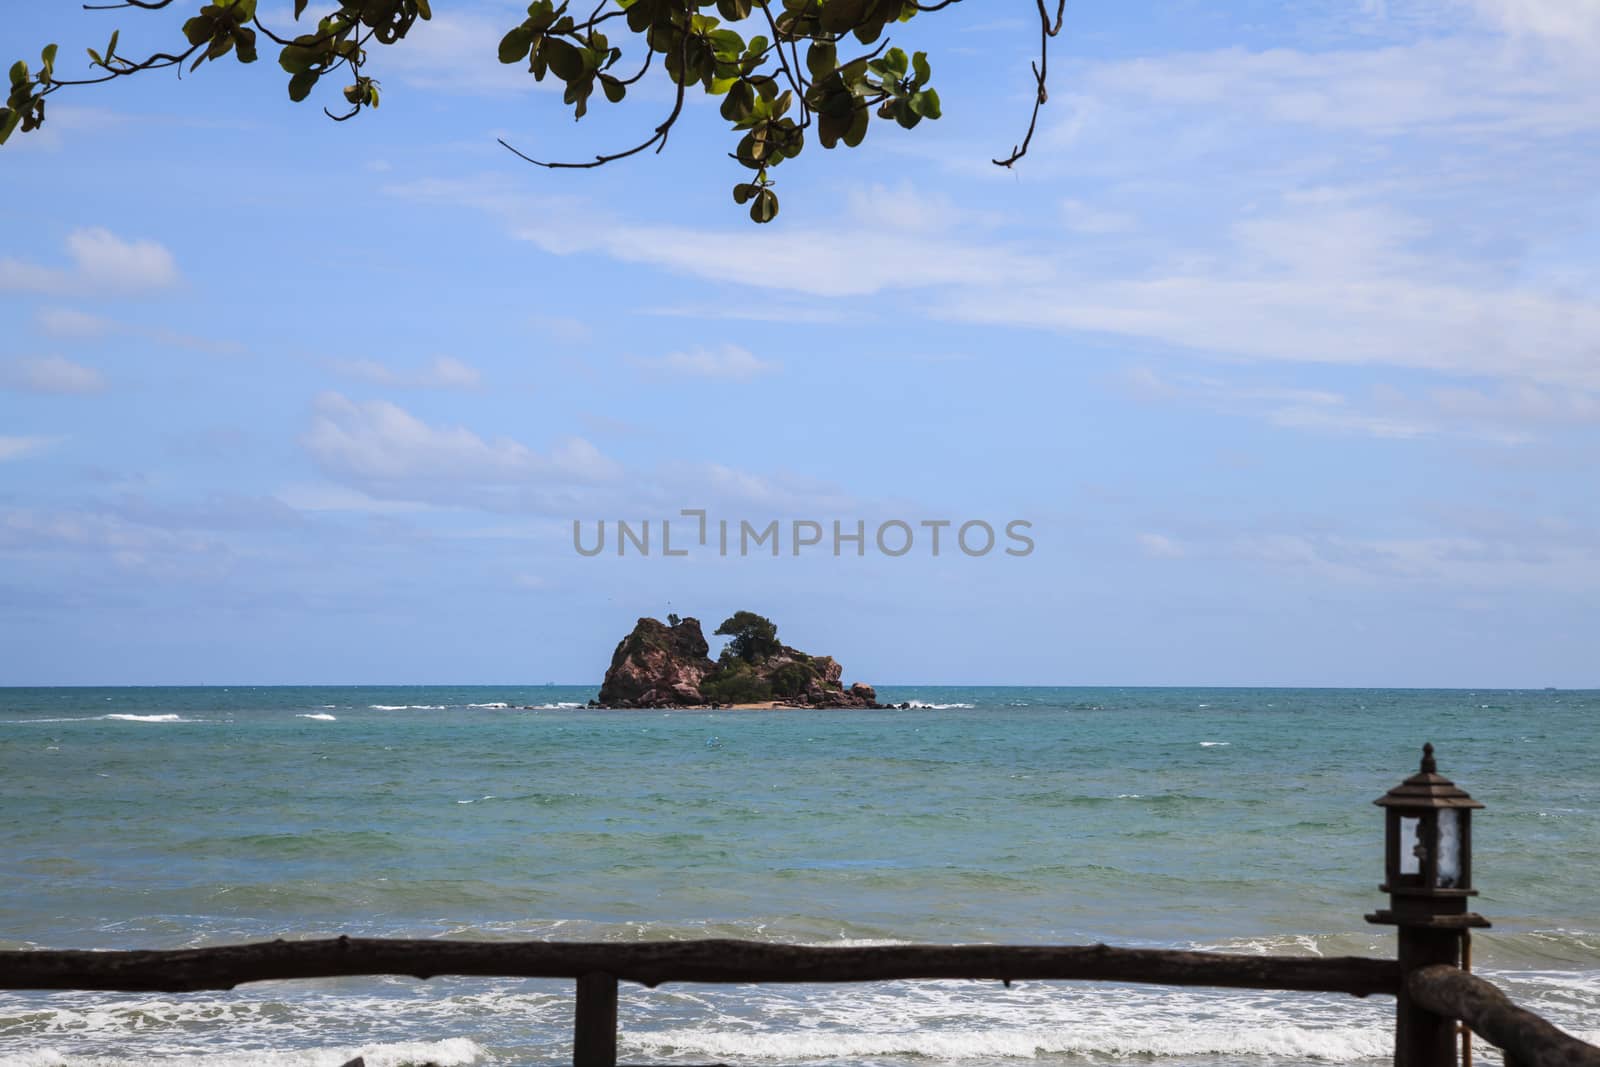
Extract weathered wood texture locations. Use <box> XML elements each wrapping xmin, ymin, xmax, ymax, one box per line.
<box><xmin>574</xmin><ymin>972</ymin><xmax>619</xmax><ymax>1067</ymax></box>
<box><xmin>1398</xmin><ymin>927</ymin><xmax>1464</xmax><ymax>1067</ymax></box>
<box><xmin>1408</xmin><ymin>965</ymin><xmax>1600</xmax><ymax>1067</ymax></box>
<box><xmin>0</xmin><ymin>938</ymin><xmax>1400</xmax><ymax>996</ymax></box>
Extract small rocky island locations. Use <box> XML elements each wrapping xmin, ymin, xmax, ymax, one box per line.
<box><xmin>592</xmin><ymin>611</ymin><xmax>885</xmax><ymax>709</ymax></box>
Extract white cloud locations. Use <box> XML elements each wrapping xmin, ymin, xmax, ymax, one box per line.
<box><xmin>530</xmin><ymin>314</ymin><xmax>594</xmax><ymax>344</ymax></box>
<box><xmin>629</xmin><ymin>344</ymin><xmax>778</xmax><ymax>380</ymax></box>
<box><xmin>0</xmin><ymin>436</ymin><xmax>59</xmax><ymax>462</ymax></box>
<box><xmin>0</xmin><ymin>228</ymin><xmax>180</xmax><ymax>295</ymax></box>
<box><xmin>35</xmin><ymin>307</ymin><xmax>114</xmax><ymax>339</ymax></box>
<box><xmin>33</xmin><ymin>305</ymin><xmax>243</xmax><ymax>355</ymax></box>
<box><xmin>1470</xmin><ymin>0</ymin><xmax>1600</xmax><ymax>53</ymax></box>
<box><xmin>383</xmin><ymin>13</ymin><xmax>549</xmax><ymax>93</ymax></box>
<box><xmin>67</xmin><ymin>228</ymin><xmax>180</xmax><ymax>291</ymax></box>
<box><xmin>1061</xmin><ymin>199</ymin><xmax>1137</xmax><ymax>234</ymax></box>
<box><xmin>302</xmin><ymin>393</ymin><xmax>620</xmax><ymax>490</ymax></box>
<box><xmin>1137</xmin><ymin>532</ymin><xmax>1186</xmax><ymax>559</ymax></box>
<box><xmin>1078</xmin><ymin>38</ymin><xmax>1599</xmax><ymax>138</ymax></box>
<box><xmin>388</xmin><ymin>177</ymin><xmax>1053</xmax><ymax>299</ymax></box>
<box><xmin>330</xmin><ymin>355</ymin><xmax>483</xmax><ymax>389</ymax></box>
<box><xmin>847</xmin><ymin>182</ymin><xmax>972</xmax><ymax>232</ymax></box>
<box><xmin>275</xmin><ymin>484</ymin><xmax>437</xmax><ymax>514</ymax></box>
<box><xmin>0</xmin><ymin>356</ymin><xmax>107</xmax><ymax>394</ymax></box>
<box><xmin>949</xmin><ymin>199</ymin><xmax>1600</xmax><ymax>391</ymax></box>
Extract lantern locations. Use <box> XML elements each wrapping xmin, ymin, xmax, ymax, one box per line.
<box><xmin>1367</xmin><ymin>743</ymin><xmax>1488</xmax><ymax>929</ymax></box>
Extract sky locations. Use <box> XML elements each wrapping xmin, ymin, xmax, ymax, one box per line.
<box><xmin>2</xmin><ymin>0</ymin><xmax>1598</xmax><ymax>687</ymax></box>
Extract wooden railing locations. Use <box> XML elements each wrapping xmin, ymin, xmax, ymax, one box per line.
<box><xmin>1409</xmin><ymin>965</ymin><xmax>1600</xmax><ymax>1067</ymax></box>
<box><xmin>7</xmin><ymin>935</ymin><xmax>1595</xmax><ymax>1067</ymax></box>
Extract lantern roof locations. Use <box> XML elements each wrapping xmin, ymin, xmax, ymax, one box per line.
<box><xmin>1374</xmin><ymin>743</ymin><xmax>1484</xmax><ymax>810</ymax></box>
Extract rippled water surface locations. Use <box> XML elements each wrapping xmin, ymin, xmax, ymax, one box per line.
<box><xmin>2</xmin><ymin>686</ymin><xmax>1596</xmax><ymax>1066</ymax></box>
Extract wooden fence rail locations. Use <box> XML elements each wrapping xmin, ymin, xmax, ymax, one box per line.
<box><xmin>1409</xmin><ymin>965</ymin><xmax>1600</xmax><ymax>1067</ymax></box>
<box><xmin>6</xmin><ymin>938</ymin><xmax>1600</xmax><ymax>1067</ymax></box>
<box><xmin>0</xmin><ymin>937</ymin><xmax>1398</xmax><ymax>995</ymax></box>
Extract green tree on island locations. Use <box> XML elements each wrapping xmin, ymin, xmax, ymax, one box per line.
<box><xmin>715</xmin><ymin>610</ymin><xmax>781</xmax><ymax>663</ymax></box>
<box><xmin>2</xmin><ymin>0</ymin><xmax>1064</xmax><ymax>222</ymax></box>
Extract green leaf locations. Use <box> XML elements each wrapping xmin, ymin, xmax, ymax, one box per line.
<box><xmin>732</xmin><ymin>182</ymin><xmax>758</xmax><ymax>204</ymax></box>
<box><xmin>910</xmin><ymin>49</ymin><xmax>929</xmax><ymax>88</ymax></box>
<box><xmin>908</xmin><ymin>87</ymin><xmax>939</xmax><ymax>119</ymax></box>
<box><xmin>278</xmin><ymin>44</ymin><xmax>313</xmax><ymax>74</ymax></box>
<box><xmin>8</xmin><ymin>62</ymin><xmax>25</xmax><ymax>88</ymax></box>
<box><xmin>234</xmin><ymin>27</ymin><xmax>258</xmax><ymax>63</ymax></box>
<box><xmin>294</xmin><ymin>0</ymin><xmax>309</xmax><ymax>15</ymax></box>
<box><xmin>599</xmin><ymin>72</ymin><xmax>626</xmax><ymax>102</ymax></box>
<box><xmin>819</xmin><ymin>0</ymin><xmax>870</xmax><ymax>34</ymax></box>
<box><xmin>288</xmin><ymin>69</ymin><xmax>319</xmax><ymax>101</ymax></box>
<box><xmin>843</xmin><ymin>105</ymin><xmax>868</xmax><ymax>147</ymax></box>
<box><xmin>415</xmin><ymin>0</ymin><xmax>432</xmax><ymax>18</ymax></box>
<box><xmin>498</xmin><ymin>24</ymin><xmax>534</xmax><ymax>64</ymax></box>
<box><xmin>750</xmin><ymin>187</ymin><xmax>778</xmax><ymax>223</ymax></box>
<box><xmin>107</xmin><ymin>30</ymin><xmax>119</xmax><ymax>60</ymax></box>
<box><xmin>86</xmin><ymin>48</ymin><xmax>104</xmax><ymax>67</ymax></box>
<box><xmin>40</xmin><ymin>44</ymin><xmax>57</xmax><ymax>71</ymax></box>
<box><xmin>0</xmin><ymin>107</ymin><xmax>21</xmax><ymax>145</ymax></box>
<box><xmin>882</xmin><ymin>46</ymin><xmax>907</xmax><ymax>78</ymax></box>
<box><xmin>719</xmin><ymin>78</ymin><xmax>754</xmax><ymax>121</ymax></box>
<box><xmin>805</xmin><ymin>41</ymin><xmax>835</xmax><ymax>79</ymax></box>
<box><xmin>542</xmin><ymin>38</ymin><xmax>583</xmax><ymax>81</ymax></box>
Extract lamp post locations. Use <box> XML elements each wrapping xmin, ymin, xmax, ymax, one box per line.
<box><xmin>1368</xmin><ymin>743</ymin><xmax>1488</xmax><ymax>1067</ymax></box>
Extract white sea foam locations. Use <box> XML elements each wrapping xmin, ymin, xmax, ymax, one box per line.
<box><xmin>629</xmin><ymin>1023</ymin><xmax>1390</xmax><ymax>1060</ymax></box>
<box><xmin>627</xmin><ymin>978</ymin><xmax>1398</xmax><ymax>1062</ymax></box>
<box><xmin>906</xmin><ymin>701</ymin><xmax>976</xmax><ymax>709</ymax></box>
<box><xmin>528</xmin><ymin>702</ymin><xmax>585</xmax><ymax>709</ymax></box>
<box><xmin>466</xmin><ymin>702</ymin><xmax>509</xmax><ymax>709</ymax></box>
<box><xmin>5</xmin><ymin>714</ymin><xmax>192</xmax><ymax>724</ymax></box>
<box><xmin>367</xmin><ymin>705</ymin><xmax>445</xmax><ymax>711</ymax></box>
<box><xmin>0</xmin><ymin>1037</ymin><xmax>485</xmax><ymax>1067</ymax></box>
<box><xmin>1200</xmin><ymin>740</ymin><xmax>1231</xmax><ymax>747</ymax></box>
<box><xmin>297</xmin><ymin>713</ymin><xmax>337</xmax><ymax>721</ymax></box>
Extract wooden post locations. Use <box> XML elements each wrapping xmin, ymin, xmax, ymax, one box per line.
<box><xmin>573</xmin><ymin>971</ymin><xmax>618</xmax><ymax>1067</ymax></box>
<box><xmin>1396</xmin><ymin>928</ymin><xmax>1461</xmax><ymax>1067</ymax></box>
<box><xmin>1460</xmin><ymin>930</ymin><xmax>1472</xmax><ymax>1067</ymax></box>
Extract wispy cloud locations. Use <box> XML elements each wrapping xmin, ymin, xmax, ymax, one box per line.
<box><xmin>301</xmin><ymin>393</ymin><xmax>621</xmax><ymax>510</ymax></box>
<box><xmin>0</xmin><ymin>356</ymin><xmax>107</xmax><ymax>395</ymax></box>
<box><xmin>628</xmin><ymin>344</ymin><xmax>778</xmax><ymax>381</ymax></box>
<box><xmin>0</xmin><ymin>436</ymin><xmax>60</xmax><ymax>462</ymax></box>
<box><xmin>329</xmin><ymin>355</ymin><xmax>483</xmax><ymax>389</ymax></box>
<box><xmin>1</xmin><ymin>228</ymin><xmax>180</xmax><ymax>296</ymax></box>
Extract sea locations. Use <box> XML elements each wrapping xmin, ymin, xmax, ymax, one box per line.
<box><xmin>2</xmin><ymin>686</ymin><xmax>1597</xmax><ymax>1067</ymax></box>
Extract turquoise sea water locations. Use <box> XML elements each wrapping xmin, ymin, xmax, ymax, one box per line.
<box><xmin>2</xmin><ymin>686</ymin><xmax>1597</xmax><ymax>1066</ymax></box>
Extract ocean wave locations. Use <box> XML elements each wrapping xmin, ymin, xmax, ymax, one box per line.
<box><xmin>465</xmin><ymin>702</ymin><xmax>509</xmax><ymax>709</ymax></box>
<box><xmin>0</xmin><ymin>1037</ymin><xmax>485</xmax><ymax>1067</ymax></box>
<box><xmin>905</xmin><ymin>701</ymin><xmax>976</xmax><ymax>709</ymax></box>
<box><xmin>629</xmin><ymin>1023</ymin><xmax>1392</xmax><ymax>1061</ymax></box>
<box><xmin>366</xmin><ymin>705</ymin><xmax>445</xmax><ymax>711</ymax></box>
<box><xmin>4</xmin><ymin>714</ymin><xmax>195</xmax><ymax>724</ymax></box>
<box><xmin>1199</xmin><ymin>741</ymin><xmax>1231</xmax><ymax>747</ymax></box>
<box><xmin>296</xmin><ymin>713</ymin><xmax>337</xmax><ymax>721</ymax></box>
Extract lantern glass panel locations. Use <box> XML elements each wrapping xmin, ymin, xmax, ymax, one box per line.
<box><xmin>1399</xmin><ymin>816</ymin><xmax>1422</xmax><ymax>875</ymax></box>
<box><xmin>1436</xmin><ymin>808</ymin><xmax>1461</xmax><ymax>888</ymax></box>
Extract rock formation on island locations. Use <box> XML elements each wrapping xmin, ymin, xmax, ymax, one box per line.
<box><xmin>595</xmin><ymin>611</ymin><xmax>882</xmax><ymax>709</ymax></box>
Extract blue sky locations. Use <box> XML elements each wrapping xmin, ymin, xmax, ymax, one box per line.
<box><xmin>2</xmin><ymin>0</ymin><xmax>1598</xmax><ymax>686</ymax></box>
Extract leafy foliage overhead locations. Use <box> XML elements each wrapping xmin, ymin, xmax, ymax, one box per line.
<box><xmin>3</xmin><ymin>0</ymin><xmax>1065</xmax><ymax>222</ymax></box>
